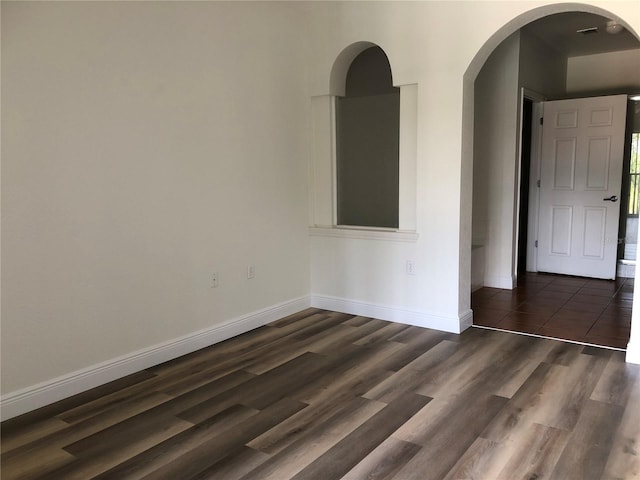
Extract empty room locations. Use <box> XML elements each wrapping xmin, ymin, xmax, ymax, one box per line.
<box><xmin>2</xmin><ymin>1</ymin><xmax>640</xmax><ymax>479</ymax></box>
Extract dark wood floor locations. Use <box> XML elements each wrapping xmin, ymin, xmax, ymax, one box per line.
<box><xmin>2</xmin><ymin>308</ymin><xmax>639</xmax><ymax>479</ymax></box>
<box><xmin>473</xmin><ymin>273</ymin><xmax>633</xmax><ymax>349</ymax></box>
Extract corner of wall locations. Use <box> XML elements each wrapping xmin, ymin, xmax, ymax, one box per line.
<box><xmin>459</xmin><ymin>309</ymin><xmax>474</xmax><ymax>332</ymax></box>
<box><xmin>626</xmin><ymin>339</ymin><xmax>640</xmax><ymax>364</ymax></box>
<box><xmin>310</xmin><ymin>295</ymin><xmax>466</xmax><ymax>334</ymax></box>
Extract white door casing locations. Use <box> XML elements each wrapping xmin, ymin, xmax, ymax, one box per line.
<box><xmin>537</xmin><ymin>95</ymin><xmax>627</xmax><ymax>279</ymax></box>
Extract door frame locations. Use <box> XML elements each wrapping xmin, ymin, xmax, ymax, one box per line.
<box><xmin>463</xmin><ymin>5</ymin><xmax>640</xmax><ymax>363</ymax></box>
<box><xmin>535</xmin><ymin>95</ymin><xmax>627</xmax><ymax>279</ymax></box>
<box><xmin>516</xmin><ymin>88</ymin><xmax>545</xmax><ymax>278</ymax></box>
<box><xmin>524</xmin><ymin>94</ymin><xmax>629</xmax><ymax>278</ymax></box>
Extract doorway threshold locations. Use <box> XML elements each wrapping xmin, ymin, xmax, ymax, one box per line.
<box><xmin>472</xmin><ymin>324</ymin><xmax>626</xmax><ymax>352</ymax></box>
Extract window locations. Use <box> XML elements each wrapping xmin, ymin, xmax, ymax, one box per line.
<box><xmin>335</xmin><ymin>47</ymin><xmax>400</xmax><ymax>228</ymax></box>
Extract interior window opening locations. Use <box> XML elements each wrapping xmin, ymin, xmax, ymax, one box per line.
<box><xmin>336</xmin><ymin>46</ymin><xmax>400</xmax><ymax>228</ymax></box>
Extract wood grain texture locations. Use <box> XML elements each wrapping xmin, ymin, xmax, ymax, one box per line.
<box><xmin>551</xmin><ymin>399</ymin><xmax>625</xmax><ymax>480</ymax></box>
<box><xmin>289</xmin><ymin>393</ymin><xmax>430</xmax><ymax>480</ymax></box>
<box><xmin>2</xmin><ymin>307</ymin><xmax>639</xmax><ymax>480</ymax></box>
<box><xmin>89</xmin><ymin>404</ymin><xmax>259</xmax><ymax>479</ymax></box>
<box><xmin>341</xmin><ymin>437</ymin><xmax>422</xmax><ymax>480</ymax></box>
<box><xmin>238</xmin><ymin>396</ymin><xmax>387</xmax><ymax>480</ymax></box>
<box><xmin>495</xmin><ymin>423</ymin><xmax>569</xmax><ymax>480</ymax></box>
<box><xmin>601</xmin><ymin>371</ymin><xmax>640</xmax><ymax>479</ymax></box>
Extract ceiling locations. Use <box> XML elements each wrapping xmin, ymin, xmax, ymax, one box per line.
<box><xmin>522</xmin><ymin>12</ymin><xmax>640</xmax><ymax>57</ymax></box>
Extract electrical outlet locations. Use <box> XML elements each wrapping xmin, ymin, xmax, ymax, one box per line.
<box><xmin>210</xmin><ymin>272</ymin><xmax>219</xmax><ymax>288</ymax></box>
<box><xmin>247</xmin><ymin>265</ymin><xmax>255</xmax><ymax>279</ymax></box>
<box><xmin>406</xmin><ymin>261</ymin><xmax>416</xmax><ymax>275</ymax></box>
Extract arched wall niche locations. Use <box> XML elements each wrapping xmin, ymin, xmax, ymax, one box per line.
<box><xmin>329</xmin><ymin>41</ymin><xmax>377</xmax><ymax>96</ymax></box>
<box><xmin>461</xmin><ymin>2</ymin><xmax>640</xmax><ymax>363</ymax></box>
<box><xmin>310</xmin><ymin>40</ymin><xmax>418</xmax><ymax>233</ymax></box>
<box><xmin>336</xmin><ymin>45</ymin><xmax>400</xmax><ymax>228</ymax></box>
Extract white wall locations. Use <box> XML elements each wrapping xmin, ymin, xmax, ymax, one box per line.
<box><xmin>1</xmin><ymin>2</ymin><xmax>311</xmax><ymax>405</ymax></box>
<box><xmin>519</xmin><ymin>29</ymin><xmax>567</xmax><ymax>100</ymax></box>
<box><xmin>473</xmin><ymin>32</ymin><xmax>521</xmax><ymax>289</ymax></box>
<box><xmin>3</xmin><ymin>0</ymin><xmax>640</xmax><ymax>417</ymax></box>
<box><xmin>307</xmin><ymin>1</ymin><xmax>640</xmax><ymax>333</ymax></box>
<box><xmin>472</xmin><ymin>26</ymin><xmax>568</xmax><ymax>289</ymax></box>
<box><xmin>306</xmin><ymin>1</ymin><xmax>487</xmax><ymax>332</ymax></box>
<box><xmin>567</xmin><ymin>49</ymin><xmax>640</xmax><ymax>95</ymax></box>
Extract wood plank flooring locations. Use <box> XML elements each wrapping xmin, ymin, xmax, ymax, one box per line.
<box><xmin>2</xmin><ymin>308</ymin><xmax>640</xmax><ymax>479</ymax></box>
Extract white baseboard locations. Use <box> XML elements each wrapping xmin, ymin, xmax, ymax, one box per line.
<box><xmin>617</xmin><ymin>262</ymin><xmax>636</xmax><ymax>279</ymax></box>
<box><xmin>310</xmin><ymin>295</ymin><xmax>470</xmax><ymax>334</ymax></box>
<box><xmin>483</xmin><ymin>275</ymin><xmax>516</xmax><ymax>290</ymax></box>
<box><xmin>626</xmin><ymin>340</ymin><xmax>640</xmax><ymax>365</ymax></box>
<box><xmin>0</xmin><ymin>296</ymin><xmax>310</xmax><ymax>421</ymax></box>
<box><xmin>459</xmin><ymin>309</ymin><xmax>474</xmax><ymax>331</ymax></box>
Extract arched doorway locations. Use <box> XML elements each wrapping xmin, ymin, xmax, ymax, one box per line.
<box><xmin>462</xmin><ymin>4</ymin><xmax>640</xmax><ymax>359</ymax></box>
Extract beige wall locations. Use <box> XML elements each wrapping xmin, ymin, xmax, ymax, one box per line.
<box><xmin>472</xmin><ymin>24</ymin><xmax>568</xmax><ymax>289</ymax></box>
<box><xmin>566</xmin><ymin>49</ymin><xmax>640</xmax><ymax>95</ymax></box>
<box><xmin>308</xmin><ymin>1</ymin><xmax>640</xmax><ymax>326</ymax></box>
<box><xmin>3</xmin><ymin>0</ymin><xmax>640</xmax><ymax>415</ymax></box>
<box><xmin>473</xmin><ymin>32</ymin><xmax>521</xmax><ymax>289</ymax></box>
<box><xmin>519</xmin><ymin>29</ymin><xmax>568</xmax><ymax>99</ymax></box>
<box><xmin>1</xmin><ymin>2</ymin><xmax>311</xmax><ymax>395</ymax></box>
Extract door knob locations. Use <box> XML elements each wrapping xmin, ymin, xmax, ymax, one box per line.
<box><xmin>603</xmin><ymin>195</ymin><xmax>618</xmax><ymax>202</ymax></box>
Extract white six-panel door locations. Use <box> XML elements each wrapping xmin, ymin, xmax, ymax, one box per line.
<box><xmin>537</xmin><ymin>95</ymin><xmax>627</xmax><ymax>279</ymax></box>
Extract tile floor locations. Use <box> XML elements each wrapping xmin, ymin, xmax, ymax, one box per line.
<box><xmin>472</xmin><ymin>273</ymin><xmax>633</xmax><ymax>349</ymax></box>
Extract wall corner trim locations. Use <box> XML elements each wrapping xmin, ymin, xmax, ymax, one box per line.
<box><xmin>0</xmin><ymin>296</ymin><xmax>311</xmax><ymax>421</ymax></box>
<box><xmin>483</xmin><ymin>274</ymin><xmax>517</xmax><ymax>290</ymax></box>
<box><xmin>626</xmin><ymin>340</ymin><xmax>640</xmax><ymax>365</ymax></box>
<box><xmin>310</xmin><ymin>294</ymin><xmax>464</xmax><ymax>333</ymax></box>
<box><xmin>459</xmin><ymin>309</ymin><xmax>474</xmax><ymax>332</ymax></box>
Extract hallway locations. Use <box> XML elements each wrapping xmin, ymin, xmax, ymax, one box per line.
<box><xmin>472</xmin><ymin>273</ymin><xmax>633</xmax><ymax>349</ymax></box>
